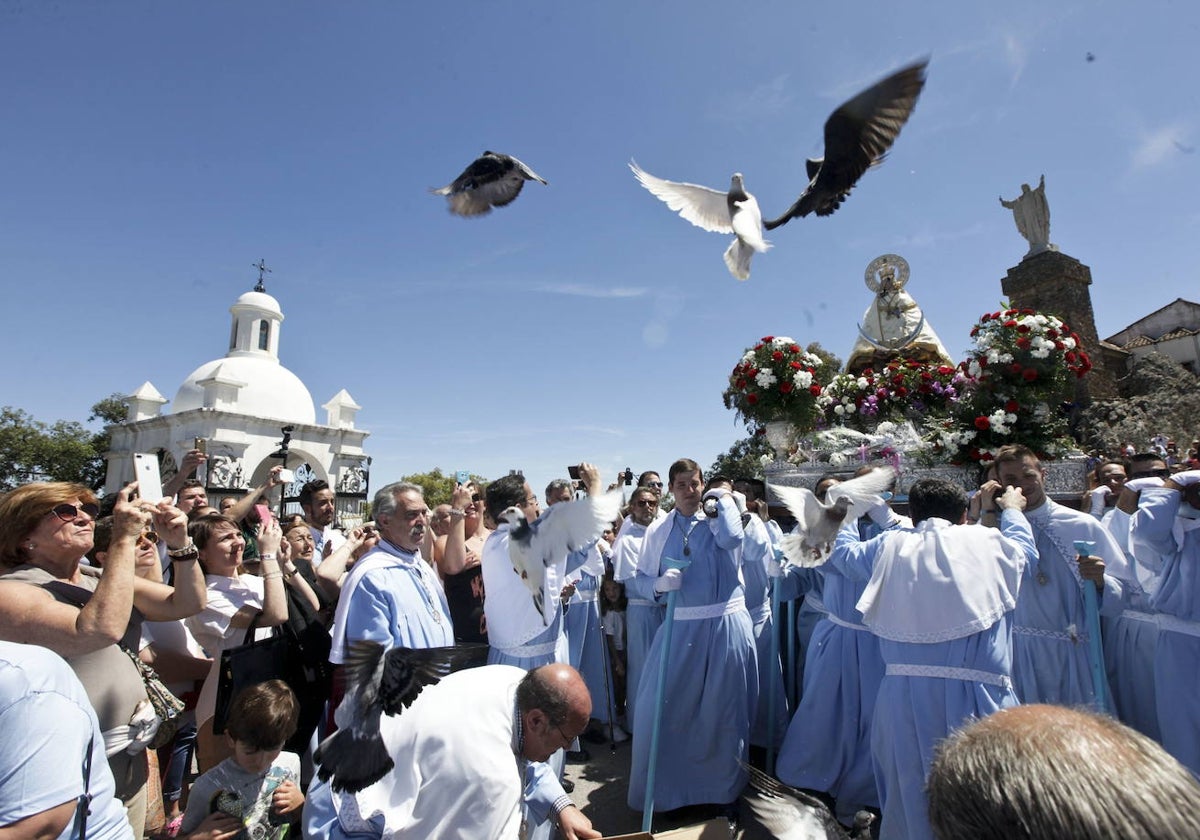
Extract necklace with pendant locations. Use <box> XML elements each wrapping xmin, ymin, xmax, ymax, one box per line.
<box><xmin>674</xmin><ymin>512</ymin><xmax>699</xmax><ymax>556</ymax></box>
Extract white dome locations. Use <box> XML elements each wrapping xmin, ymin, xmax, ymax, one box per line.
<box><xmin>233</xmin><ymin>290</ymin><xmax>282</xmax><ymax>315</ymax></box>
<box><xmin>171</xmin><ymin>355</ymin><xmax>316</xmax><ymax>424</ymax></box>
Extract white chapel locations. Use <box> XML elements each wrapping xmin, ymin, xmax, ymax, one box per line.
<box><xmin>104</xmin><ymin>276</ymin><xmax>371</xmax><ymax>520</ymax></box>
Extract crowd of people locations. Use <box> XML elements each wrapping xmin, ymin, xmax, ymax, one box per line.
<box><xmin>2</xmin><ymin>440</ymin><xmax>1200</xmax><ymax>840</ymax></box>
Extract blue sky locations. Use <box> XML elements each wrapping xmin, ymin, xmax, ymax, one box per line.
<box><xmin>2</xmin><ymin>1</ymin><xmax>1196</xmax><ymax>499</ymax></box>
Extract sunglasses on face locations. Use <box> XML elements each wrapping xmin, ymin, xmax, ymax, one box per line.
<box><xmin>632</xmin><ymin>499</ymin><xmax>658</xmax><ymax>508</ymax></box>
<box><xmin>1130</xmin><ymin>468</ymin><xmax>1172</xmax><ymax>479</ymax></box>
<box><xmin>138</xmin><ymin>530</ymin><xmax>160</xmax><ymax>545</ymax></box>
<box><xmin>50</xmin><ymin>502</ymin><xmax>100</xmax><ymax>522</ymax></box>
<box><xmin>645</xmin><ymin>482</ymin><xmax>663</xmax><ymax>489</ymax></box>
<box><xmin>471</xmin><ymin>493</ymin><xmax>482</xmax><ymax>502</ymax></box>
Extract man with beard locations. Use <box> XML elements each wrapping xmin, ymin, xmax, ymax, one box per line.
<box><xmin>328</xmin><ymin>482</ymin><xmax>453</xmax><ymax>673</ymax></box>
<box><xmin>300</xmin><ymin>480</ymin><xmax>345</xmax><ymax>562</ymax></box>
<box><xmin>611</xmin><ymin>486</ymin><xmax>663</xmax><ymax>725</ymax></box>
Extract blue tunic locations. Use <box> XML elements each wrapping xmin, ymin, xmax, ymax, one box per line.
<box><xmin>775</xmin><ymin>520</ymin><xmax>890</xmax><ymax>821</ymax></box>
<box><xmin>1138</xmin><ymin>487</ymin><xmax>1200</xmax><ymax>773</ymax></box>
<box><xmin>564</xmin><ymin>546</ymin><xmax>614</xmax><ymax>724</ymax></box>
<box><xmin>1012</xmin><ymin>501</ymin><xmax>1128</xmax><ymax>707</ymax></box>
<box><xmin>827</xmin><ymin>512</ymin><xmax>1034</xmax><ymax>840</ymax></box>
<box><xmin>621</xmin><ymin>573</ymin><xmax>664</xmax><ymax>725</ymax></box>
<box><xmin>627</xmin><ymin>500</ymin><xmax>758</xmax><ymax>811</ymax></box>
<box><xmin>1100</xmin><ymin>509</ymin><xmax>1161</xmax><ymax>740</ymax></box>
<box><xmin>742</xmin><ymin>516</ymin><xmax>789</xmax><ymax>749</ymax></box>
<box><xmin>342</xmin><ymin>542</ymin><xmax>455</xmax><ymax>651</ymax></box>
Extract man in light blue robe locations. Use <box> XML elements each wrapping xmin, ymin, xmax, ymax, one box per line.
<box><xmin>828</xmin><ymin>478</ymin><xmax>1036</xmax><ymax>840</ymax></box>
<box><xmin>1131</xmin><ymin>469</ymin><xmax>1200</xmax><ymax>773</ymax></box>
<box><xmin>546</xmin><ymin>479</ymin><xmax>616</xmax><ymax>734</ymax></box>
<box><xmin>611</xmin><ymin>487</ymin><xmax>663</xmax><ymax>727</ymax></box>
<box><xmin>627</xmin><ymin>460</ymin><xmax>757</xmax><ymax>815</ymax></box>
<box><xmin>1102</xmin><ymin>461</ymin><xmax>1168</xmax><ymax>741</ymax></box>
<box><xmin>992</xmin><ymin>445</ymin><xmax>1132</xmax><ymax>707</ymax></box>
<box><xmin>329</xmin><ymin>482</ymin><xmax>454</xmax><ymax>669</ymax></box>
<box><xmin>775</xmin><ymin>487</ymin><xmax>905</xmax><ymax>824</ymax></box>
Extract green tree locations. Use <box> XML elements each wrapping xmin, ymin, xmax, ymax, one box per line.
<box><xmin>400</xmin><ymin>468</ymin><xmax>489</xmax><ymax>508</ymax></box>
<box><xmin>0</xmin><ymin>394</ymin><xmax>128</xmax><ymax>491</ymax></box>
<box><xmin>708</xmin><ymin>434</ymin><xmax>774</xmax><ymax>481</ymax></box>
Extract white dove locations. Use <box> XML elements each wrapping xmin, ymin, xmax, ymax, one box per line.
<box><xmin>629</xmin><ymin>160</ymin><xmax>771</xmax><ymax>281</ymax></box>
<box><xmin>498</xmin><ymin>489</ymin><xmax>624</xmax><ymax>625</ymax></box>
<box><xmin>773</xmin><ymin>466</ymin><xmax>897</xmax><ymax>567</ymax></box>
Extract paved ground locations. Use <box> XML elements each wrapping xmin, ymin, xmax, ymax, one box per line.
<box><xmin>563</xmin><ymin>736</ymin><xmax>774</xmax><ymax>839</ymax></box>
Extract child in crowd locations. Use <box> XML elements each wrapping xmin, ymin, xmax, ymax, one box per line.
<box><xmin>600</xmin><ymin>571</ymin><xmax>628</xmax><ymax>721</ymax></box>
<box><xmin>180</xmin><ymin>680</ymin><xmax>304</xmax><ymax>839</ymax></box>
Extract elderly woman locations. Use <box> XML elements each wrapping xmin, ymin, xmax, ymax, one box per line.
<box><xmin>0</xmin><ymin>481</ymin><xmax>206</xmax><ymax>839</ymax></box>
<box><xmin>186</xmin><ymin>512</ymin><xmax>319</xmax><ymax>771</ymax></box>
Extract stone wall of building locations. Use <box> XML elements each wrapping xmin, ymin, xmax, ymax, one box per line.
<box><xmin>1000</xmin><ymin>249</ymin><xmax>1123</xmax><ymax>400</ymax></box>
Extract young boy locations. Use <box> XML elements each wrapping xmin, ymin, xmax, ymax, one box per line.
<box><xmin>180</xmin><ymin>680</ymin><xmax>304</xmax><ymax>839</ymax></box>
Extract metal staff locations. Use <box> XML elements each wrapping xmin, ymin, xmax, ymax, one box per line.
<box><xmin>767</xmin><ymin>546</ymin><xmax>785</xmax><ymax>775</ymax></box>
<box><xmin>596</xmin><ymin>585</ymin><xmax>618</xmax><ymax>752</ymax></box>
<box><xmin>1074</xmin><ymin>539</ymin><xmax>1111</xmax><ymax>714</ymax></box>
<box><xmin>642</xmin><ymin>554</ymin><xmax>692</xmax><ymax>832</ymax></box>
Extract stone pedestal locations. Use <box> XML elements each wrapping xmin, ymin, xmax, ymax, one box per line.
<box><xmin>1000</xmin><ymin>250</ymin><xmax>1119</xmax><ymax>400</ymax></box>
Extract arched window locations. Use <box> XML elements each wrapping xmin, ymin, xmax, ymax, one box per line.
<box><xmin>229</xmin><ymin>321</ymin><xmax>239</xmax><ymax>350</ymax></box>
<box><xmin>258</xmin><ymin>319</ymin><xmax>271</xmax><ymax>351</ymax></box>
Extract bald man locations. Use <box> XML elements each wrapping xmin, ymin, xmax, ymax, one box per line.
<box><xmin>304</xmin><ymin>663</ymin><xmax>599</xmax><ymax>839</ymax></box>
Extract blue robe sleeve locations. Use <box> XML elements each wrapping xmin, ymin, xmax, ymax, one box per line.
<box><xmin>707</xmin><ymin>495</ymin><xmax>745</xmax><ymax>551</ymax></box>
<box><xmin>344</xmin><ymin>572</ymin><xmax>401</xmax><ymax>649</ymax></box>
<box><xmin>825</xmin><ymin>524</ymin><xmax>890</xmax><ymax>582</ymax></box>
<box><xmin>522</xmin><ymin>760</ymin><xmax>569</xmax><ymax>824</ymax></box>
<box><xmin>998</xmin><ymin>509</ymin><xmax>1038</xmax><ymax>567</ymax></box>
<box><xmin>1132</xmin><ymin>487</ymin><xmax>1183</xmax><ymax>560</ymax></box>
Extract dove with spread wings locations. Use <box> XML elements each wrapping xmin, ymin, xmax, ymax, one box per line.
<box><xmin>498</xmin><ymin>488</ymin><xmax>624</xmax><ymax>625</ymax></box>
<box><xmin>773</xmin><ymin>466</ymin><xmax>897</xmax><ymax>566</ymax></box>
<box><xmin>314</xmin><ymin>641</ymin><xmax>488</xmax><ymax>793</ymax></box>
<box><xmin>630</xmin><ymin>161</ymin><xmax>771</xmax><ymax>281</ymax></box>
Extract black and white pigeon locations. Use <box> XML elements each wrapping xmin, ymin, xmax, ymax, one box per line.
<box><xmin>763</xmin><ymin>58</ymin><xmax>928</xmax><ymax>230</ymax></box>
<box><xmin>432</xmin><ymin>151</ymin><xmax>548</xmax><ymax>217</ymax></box>
<box><xmin>742</xmin><ymin>763</ymin><xmax>876</xmax><ymax>840</ymax></box>
<box><xmin>772</xmin><ymin>466</ymin><xmax>897</xmax><ymax>566</ymax></box>
<box><xmin>497</xmin><ymin>489</ymin><xmax>624</xmax><ymax>625</ymax></box>
<box><xmin>629</xmin><ymin>161</ymin><xmax>771</xmax><ymax>281</ymax></box>
<box><xmin>314</xmin><ymin>641</ymin><xmax>487</xmax><ymax>793</ymax></box>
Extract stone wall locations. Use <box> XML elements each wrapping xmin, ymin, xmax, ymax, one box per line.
<box><xmin>1000</xmin><ymin>249</ymin><xmax>1123</xmax><ymax>399</ymax></box>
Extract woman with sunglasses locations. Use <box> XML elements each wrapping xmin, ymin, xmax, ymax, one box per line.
<box><xmin>0</xmin><ymin>481</ymin><xmax>206</xmax><ymax>839</ymax></box>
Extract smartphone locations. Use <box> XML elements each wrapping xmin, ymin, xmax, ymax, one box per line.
<box><xmin>567</xmin><ymin>465</ymin><xmax>581</xmax><ymax>480</ymax></box>
<box><xmin>455</xmin><ymin>470</ymin><xmax>470</xmax><ymax>485</ymax></box>
<box><xmin>254</xmin><ymin>503</ymin><xmax>273</xmax><ymax>526</ymax></box>
<box><xmin>133</xmin><ymin>453</ymin><xmax>163</xmax><ymax>502</ymax></box>
<box><xmin>194</xmin><ymin>437</ymin><xmax>207</xmax><ymax>455</ymax></box>
<box><xmin>277</xmin><ymin>468</ymin><xmax>296</xmax><ymax>483</ymax></box>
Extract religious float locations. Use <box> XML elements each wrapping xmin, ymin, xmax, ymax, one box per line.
<box><xmin>723</xmin><ymin>253</ymin><xmax>1093</xmax><ymax>501</ymax></box>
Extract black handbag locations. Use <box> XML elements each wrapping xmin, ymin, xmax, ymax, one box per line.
<box><xmin>212</xmin><ymin>614</ymin><xmax>291</xmax><ymax>735</ymax></box>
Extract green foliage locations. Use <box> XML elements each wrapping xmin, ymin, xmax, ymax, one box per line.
<box><xmin>0</xmin><ymin>394</ymin><xmax>128</xmax><ymax>491</ymax></box>
<box><xmin>708</xmin><ymin>434</ymin><xmax>774</xmax><ymax>482</ymax></box>
<box><xmin>399</xmin><ymin>468</ymin><xmax>489</xmax><ymax>508</ymax></box>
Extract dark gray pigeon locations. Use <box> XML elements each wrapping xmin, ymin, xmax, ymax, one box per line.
<box><xmin>432</xmin><ymin>151</ymin><xmax>548</xmax><ymax>216</ymax></box>
<box><xmin>763</xmin><ymin>58</ymin><xmax>928</xmax><ymax>230</ymax></box>
<box><xmin>314</xmin><ymin>641</ymin><xmax>487</xmax><ymax>793</ymax></box>
<box><xmin>742</xmin><ymin>762</ymin><xmax>875</xmax><ymax>840</ymax></box>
